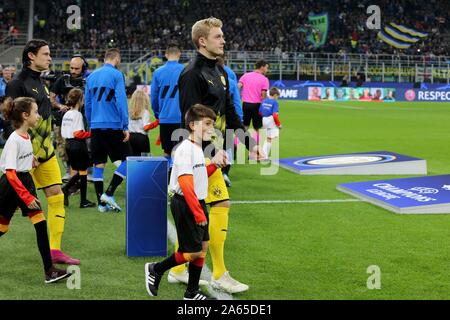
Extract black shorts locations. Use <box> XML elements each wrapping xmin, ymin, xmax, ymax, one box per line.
<box><xmin>0</xmin><ymin>172</ymin><xmax>41</xmax><ymax>220</ymax></box>
<box><xmin>171</xmin><ymin>194</ymin><xmax>209</xmax><ymax>253</ymax></box>
<box><xmin>91</xmin><ymin>129</ymin><xmax>131</xmax><ymax>165</ymax></box>
<box><xmin>243</xmin><ymin>102</ymin><xmax>263</xmax><ymax>130</ymax></box>
<box><xmin>159</xmin><ymin>123</ymin><xmax>182</xmax><ymax>155</ymax></box>
<box><xmin>129</xmin><ymin>132</ymin><xmax>150</xmax><ymax>156</ymax></box>
<box><xmin>65</xmin><ymin>139</ymin><xmax>91</xmax><ymax>171</ymax></box>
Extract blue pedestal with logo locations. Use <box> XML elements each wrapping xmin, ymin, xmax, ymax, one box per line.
<box><xmin>277</xmin><ymin>151</ymin><xmax>427</xmax><ymax>175</ymax></box>
<box><xmin>126</xmin><ymin>157</ymin><xmax>168</xmax><ymax>256</ymax></box>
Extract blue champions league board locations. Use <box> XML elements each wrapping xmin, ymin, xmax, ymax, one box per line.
<box><xmin>126</xmin><ymin>157</ymin><xmax>168</xmax><ymax>256</ymax></box>
<box><xmin>337</xmin><ymin>175</ymin><xmax>450</xmax><ymax>214</ymax></box>
<box><xmin>276</xmin><ymin>151</ymin><xmax>427</xmax><ymax>175</ymax></box>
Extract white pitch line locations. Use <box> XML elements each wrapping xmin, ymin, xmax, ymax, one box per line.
<box><xmin>166</xmin><ymin>221</ymin><xmax>234</xmax><ymax>300</ymax></box>
<box><xmin>231</xmin><ymin>199</ymin><xmax>361</xmax><ymax>204</ymax></box>
<box><xmin>299</xmin><ymin>101</ymin><xmax>365</xmax><ymax>110</ymax></box>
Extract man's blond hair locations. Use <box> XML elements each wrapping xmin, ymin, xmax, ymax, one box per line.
<box><xmin>191</xmin><ymin>17</ymin><xmax>223</xmax><ymax>48</ymax></box>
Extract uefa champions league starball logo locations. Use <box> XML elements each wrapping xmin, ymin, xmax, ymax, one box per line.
<box><xmin>405</xmin><ymin>90</ymin><xmax>416</xmax><ymax>101</ymax></box>
<box><xmin>409</xmin><ymin>187</ymin><xmax>439</xmax><ymax>194</ymax></box>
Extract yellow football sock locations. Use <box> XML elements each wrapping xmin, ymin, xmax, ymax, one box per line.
<box><xmin>47</xmin><ymin>194</ymin><xmax>65</xmax><ymax>250</ymax></box>
<box><xmin>209</xmin><ymin>206</ymin><xmax>229</xmax><ymax>280</ymax></box>
<box><xmin>170</xmin><ymin>238</ymin><xmax>187</xmax><ymax>274</ymax></box>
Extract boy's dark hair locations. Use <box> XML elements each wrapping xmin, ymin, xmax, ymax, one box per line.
<box><xmin>66</xmin><ymin>88</ymin><xmax>84</xmax><ymax>107</ymax></box>
<box><xmin>269</xmin><ymin>87</ymin><xmax>281</xmax><ymax>97</ymax></box>
<box><xmin>185</xmin><ymin>104</ymin><xmax>216</xmax><ymax>132</ymax></box>
<box><xmin>255</xmin><ymin>59</ymin><xmax>268</xmax><ymax>69</ymax></box>
<box><xmin>22</xmin><ymin>39</ymin><xmax>48</xmax><ymax>67</ymax></box>
<box><xmin>166</xmin><ymin>43</ymin><xmax>181</xmax><ymax>55</ymax></box>
<box><xmin>105</xmin><ymin>48</ymin><xmax>120</xmax><ymax>61</ymax></box>
<box><xmin>2</xmin><ymin>97</ymin><xmax>36</xmax><ymax>129</ymax></box>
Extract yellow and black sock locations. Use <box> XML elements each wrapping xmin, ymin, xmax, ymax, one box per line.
<box><xmin>209</xmin><ymin>206</ymin><xmax>229</xmax><ymax>280</ymax></box>
<box><xmin>47</xmin><ymin>194</ymin><xmax>65</xmax><ymax>250</ymax></box>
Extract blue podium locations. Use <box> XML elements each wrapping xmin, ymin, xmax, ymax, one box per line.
<box><xmin>126</xmin><ymin>157</ymin><xmax>168</xmax><ymax>257</ymax></box>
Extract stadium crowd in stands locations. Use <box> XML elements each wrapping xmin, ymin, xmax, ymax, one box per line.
<box><xmin>0</xmin><ymin>0</ymin><xmax>22</xmax><ymax>45</ymax></box>
<box><xmin>30</xmin><ymin>0</ymin><xmax>450</xmax><ymax>57</ymax></box>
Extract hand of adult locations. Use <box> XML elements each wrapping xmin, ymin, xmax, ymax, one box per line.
<box><xmin>123</xmin><ymin>130</ymin><xmax>130</xmax><ymax>142</ymax></box>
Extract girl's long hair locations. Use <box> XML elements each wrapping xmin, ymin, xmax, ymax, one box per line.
<box><xmin>129</xmin><ymin>89</ymin><xmax>150</xmax><ymax>120</ymax></box>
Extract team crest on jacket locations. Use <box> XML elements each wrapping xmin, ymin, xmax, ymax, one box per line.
<box><xmin>220</xmin><ymin>75</ymin><xmax>226</xmax><ymax>87</ymax></box>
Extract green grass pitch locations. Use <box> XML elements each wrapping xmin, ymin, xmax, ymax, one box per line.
<box><xmin>2</xmin><ymin>100</ymin><xmax>450</xmax><ymax>300</ymax></box>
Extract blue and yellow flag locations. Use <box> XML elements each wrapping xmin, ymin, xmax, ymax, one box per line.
<box><xmin>377</xmin><ymin>23</ymin><xmax>427</xmax><ymax>49</ymax></box>
<box><xmin>307</xmin><ymin>13</ymin><xmax>329</xmax><ymax>48</ymax></box>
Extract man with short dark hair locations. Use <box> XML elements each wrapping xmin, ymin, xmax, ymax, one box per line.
<box><xmin>50</xmin><ymin>56</ymin><xmax>88</xmax><ymax>182</ymax></box>
<box><xmin>6</xmin><ymin>39</ymin><xmax>80</xmax><ymax>265</ymax></box>
<box><xmin>150</xmin><ymin>44</ymin><xmax>184</xmax><ymax>167</ymax></box>
<box><xmin>85</xmin><ymin>48</ymin><xmax>130</xmax><ymax>213</ymax></box>
<box><xmin>238</xmin><ymin>59</ymin><xmax>270</xmax><ymax>138</ymax></box>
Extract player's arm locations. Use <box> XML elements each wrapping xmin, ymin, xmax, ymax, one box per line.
<box><xmin>261</xmin><ymin>90</ymin><xmax>268</xmax><ymax>100</ymax></box>
<box><xmin>3</xmin><ymin>141</ymin><xmax>37</xmax><ymax>207</ymax></box>
<box><xmin>261</xmin><ymin>77</ymin><xmax>270</xmax><ymax>99</ymax></box>
<box><xmin>150</xmin><ymin>72</ymin><xmax>160</xmax><ymax>119</ymax></box>
<box><xmin>178</xmin><ymin>70</ymin><xmax>206</xmax><ymax>128</ymax></box>
<box><xmin>144</xmin><ymin>120</ymin><xmax>159</xmax><ymax>131</ymax></box>
<box><xmin>115</xmin><ymin>72</ymin><xmax>129</xmax><ymax>131</ymax></box>
<box><xmin>6</xmin><ymin>169</ymin><xmax>38</xmax><ymax>207</ymax></box>
<box><xmin>237</xmin><ymin>73</ymin><xmax>246</xmax><ymax>91</ymax></box>
<box><xmin>50</xmin><ymin>78</ymin><xmax>67</xmax><ymax>111</ymax></box>
<box><xmin>272</xmin><ymin>101</ymin><xmax>281</xmax><ymax>127</ymax></box>
<box><xmin>230</xmin><ymin>81</ymin><xmax>243</xmax><ymax>122</ymax></box>
<box><xmin>273</xmin><ymin>113</ymin><xmax>281</xmax><ymax>127</ymax></box>
<box><xmin>84</xmin><ymin>82</ymin><xmax>92</xmax><ymax>127</ymax></box>
<box><xmin>73</xmin><ymin>130</ymin><xmax>91</xmax><ymax>139</ymax></box>
<box><xmin>178</xmin><ymin>174</ymin><xmax>207</xmax><ymax>224</ymax></box>
<box><xmin>72</xmin><ymin>112</ymin><xmax>91</xmax><ymax>139</ymax></box>
<box><xmin>143</xmin><ymin>109</ymin><xmax>159</xmax><ymax>131</ymax></box>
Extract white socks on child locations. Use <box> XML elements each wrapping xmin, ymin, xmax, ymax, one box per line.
<box><xmin>263</xmin><ymin>141</ymin><xmax>272</xmax><ymax>159</ymax></box>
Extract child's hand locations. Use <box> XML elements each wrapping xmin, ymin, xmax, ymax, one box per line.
<box><xmin>28</xmin><ymin>198</ymin><xmax>41</xmax><ymax>210</ymax></box>
<box><xmin>194</xmin><ymin>213</ymin><xmax>207</xmax><ymax>225</ymax></box>
<box><xmin>212</xmin><ymin>150</ymin><xmax>228</xmax><ymax>168</ymax></box>
<box><xmin>278</xmin><ymin>125</ymin><xmax>282</xmax><ymax>129</ymax></box>
<box><xmin>32</xmin><ymin>156</ymin><xmax>40</xmax><ymax>168</ymax></box>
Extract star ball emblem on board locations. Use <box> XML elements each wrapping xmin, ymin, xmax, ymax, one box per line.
<box><xmin>213</xmin><ymin>186</ymin><xmax>222</xmax><ymax>197</ymax></box>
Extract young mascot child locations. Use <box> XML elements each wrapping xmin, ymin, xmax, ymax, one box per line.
<box><xmin>0</xmin><ymin>97</ymin><xmax>70</xmax><ymax>283</ymax></box>
<box><xmin>61</xmin><ymin>88</ymin><xmax>96</xmax><ymax>208</ymax></box>
<box><xmin>128</xmin><ymin>89</ymin><xmax>159</xmax><ymax>156</ymax></box>
<box><xmin>259</xmin><ymin>87</ymin><xmax>282</xmax><ymax>159</ymax></box>
<box><xmin>145</xmin><ymin>104</ymin><xmax>228</xmax><ymax>300</ymax></box>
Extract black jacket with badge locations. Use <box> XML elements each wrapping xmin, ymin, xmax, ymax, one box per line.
<box><xmin>178</xmin><ymin>52</ymin><xmax>254</xmax><ymax>150</ymax></box>
<box><xmin>179</xmin><ymin>52</ymin><xmax>244</xmax><ymax>132</ymax></box>
<box><xmin>6</xmin><ymin>67</ymin><xmax>55</xmax><ymax>162</ymax></box>
<box><xmin>6</xmin><ymin>67</ymin><xmax>52</xmax><ymax>119</ymax></box>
